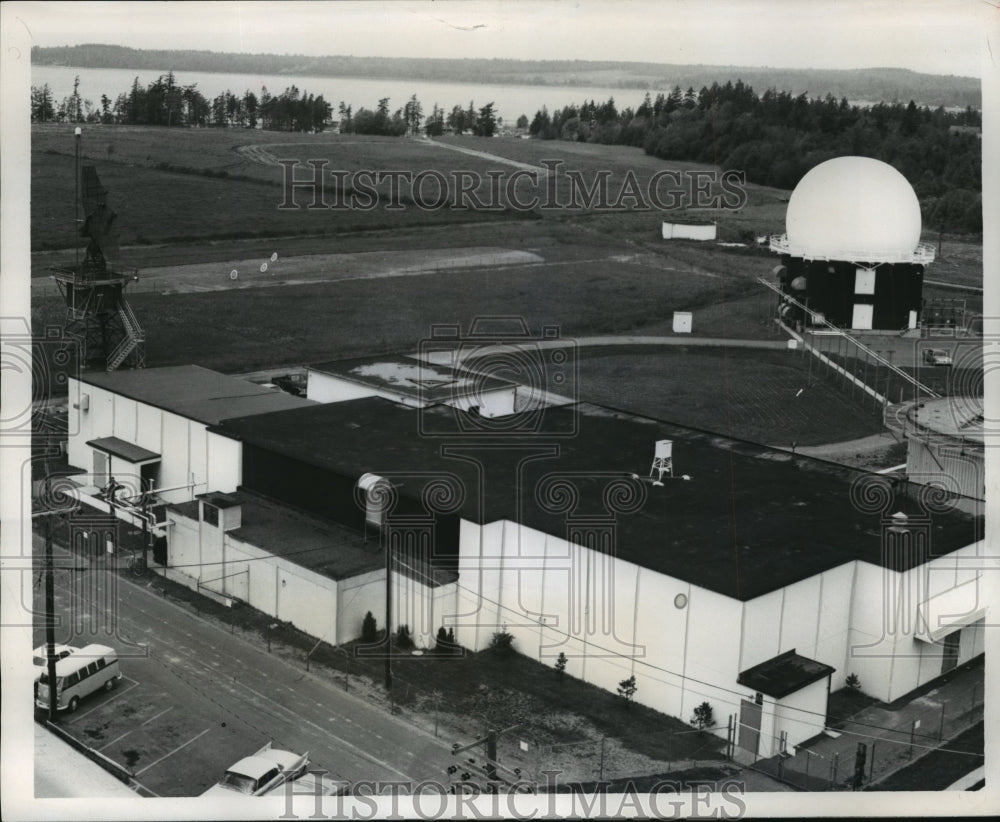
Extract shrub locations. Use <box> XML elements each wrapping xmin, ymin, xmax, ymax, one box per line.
<box><xmin>554</xmin><ymin>652</ymin><xmax>567</xmax><ymax>679</ymax></box>
<box><xmin>691</xmin><ymin>701</ymin><xmax>715</xmax><ymax>729</ymax></box>
<box><xmin>845</xmin><ymin>673</ymin><xmax>861</xmax><ymax>691</ymax></box>
<box><xmin>361</xmin><ymin>611</ymin><xmax>378</xmax><ymax>643</ymax></box>
<box><xmin>395</xmin><ymin>624</ymin><xmax>413</xmax><ymax>650</ymax></box>
<box><xmin>489</xmin><ymin>627</ymin><xmax>514</xmax><ymax>655</ymax></box>
<box><xmin>617</xmin><ymin>675</ymin><xmax>637</xmax><ymax>706</ymax></box>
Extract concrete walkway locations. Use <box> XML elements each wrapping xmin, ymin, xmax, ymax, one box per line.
<box><xmin>753</xmin><ymin>658</ymin><xmax>984</xmax><ymax>790</ymax></box>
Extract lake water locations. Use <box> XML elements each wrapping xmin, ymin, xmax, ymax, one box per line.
<box><xmin>32</xmin><ymin>64</ymin><xmax>655</xmax><ymax>123</ymax></box>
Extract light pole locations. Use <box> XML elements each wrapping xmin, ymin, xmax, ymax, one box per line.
<box><xmin>32</xmin><ymin>478</ymin><xmax>79</xmax><ymax>721</ymax></box>
<box><xmin>74</xmin><ymin>127</ymin><xmax>81</xmax><ymax>270</ymax></box>
<box><xmin>385</xmin><ymin>539</ymin><xmax>392</xmax><ymax>690</ymax></box>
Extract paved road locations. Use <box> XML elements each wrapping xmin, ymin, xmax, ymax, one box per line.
<box><xmin>32</xmin><ymin>537</ymin><xmax>456</xmax><ymax>797</ymax></box>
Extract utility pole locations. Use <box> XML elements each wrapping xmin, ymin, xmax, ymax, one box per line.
<box><xmin>74</xmin><ymin>127</ymin><xmax>81</xmax><ymax>269</ymax></box>
<box><xmin>451</xmin><ymin>725</ymin><xmax>521</xmax><ymax>788</ymax></box>
<box><xmin>44</xmin><ymin>509</ymin><xmax>58</xmax><ymax>721</ymax></box>
<box><xmin>384</xmin><ymin>536</ymin><xmax>392</xmax><ymax>690</ymax></box>
<box><xmin>598</xmin><ymin>736</ymin><xmax>607</xmax><ymax>782</ymax></box>
<box><xmin>33</xmin><ymin>478</ymin><xmax>78</xmax><ymax>721</ymax></box>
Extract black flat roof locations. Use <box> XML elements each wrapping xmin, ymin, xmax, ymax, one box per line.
<box><xmin>87</xmin><ymin>436</ymin><xmax>160</xmax><ymax>464</ymax></box>
<box><xmin>170</xmin><ymin>491</ymin><xmax>383</xmax><ymax>582</ymax></box>
<box><xmin>213</xmin><ymin>397</ymin><xmax>981</xmax><ymax>601</ymax></box>
<box><xmin>80</xmin><ymin>365</ymin><xmax>315</xmax><ymax>425</ymax></box>
<box><xmin>738</xmin><ymin>650</ymin><xmax>836</xmax><ymax>698</ymax></box>
<box><xmin>171</xmin><ymin>490</ymin><xmax>456</xmax><ymax>586</ymax></box>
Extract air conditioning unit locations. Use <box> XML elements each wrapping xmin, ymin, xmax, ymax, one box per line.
<box><xmin>73</xmin><ymin>393</ymin><xmax>90</xmax><ymax>411</ymax></box>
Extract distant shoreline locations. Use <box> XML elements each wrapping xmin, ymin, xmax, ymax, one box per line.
<box><xmin>31</xmin><ymin>45</ymin><xmax>982</xmax><ymax>110</ymax></box>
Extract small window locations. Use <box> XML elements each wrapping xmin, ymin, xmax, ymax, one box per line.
<box><xmin>96</xmin><ymin>657</ymin><xmax>106</xmax><ymax>670</ymax></box>
<box><xmin>755</xmin><ymin>692</ymin><xmax>764</xmax><ymax>705</ymax></box>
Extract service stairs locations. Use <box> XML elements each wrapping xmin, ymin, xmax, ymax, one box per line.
<box><xmin>107</xmin><ymin>300</ymin><xmax>145</xmax><ymax>371</ymax></box>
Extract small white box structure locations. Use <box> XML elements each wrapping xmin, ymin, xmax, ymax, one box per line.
<box><xmin>662</xmin><ymin>220</ymin><xmax>716</xmax><ymax>241</ymax></box>
<box><xmin>651</xmin><ymin>439</ymin><xmax>674</xmax><ymax>482</ymax></box>
<box><xmin>673</xmin><ymin>311</ymin><xmax>693</xmax><ymax>334</ymax></box>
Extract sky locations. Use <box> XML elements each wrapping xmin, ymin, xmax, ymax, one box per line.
<box><xmin>8</xmin><ymin>0</ymin><xmax>993</xmax><ymax>77</ymax></box>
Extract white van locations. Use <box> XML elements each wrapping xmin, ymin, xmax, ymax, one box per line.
<box><xmin>35</xmin><ymin>644</ymin><xmax>122</xmax><ymax>713</ymax></box>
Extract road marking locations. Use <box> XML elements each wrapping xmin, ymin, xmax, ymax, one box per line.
<box><xmin>235</xmin><ymin>680</ymin><xmax>414</xmax><ymax>781</ymax></box>
<box><xmin>98</xmin><ymin>729</ymin><xmax>133</xmax><ymax>752</ymax></box>
<box><xmin>66</xmin><ymin>678</ymin><xmax>141</xmax><ymax>725</ymax></box>
<box><xmin>141</xmin><ymin>706</ymin><xmax>173</xmax><ymax>726</ymax></box>
<box><xmin>134</xmin><ymin>728</ymin><xmax>211</xmax><ymax>776</ymax></box>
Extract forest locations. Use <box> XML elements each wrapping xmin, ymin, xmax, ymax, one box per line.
<box><xmin>529</xmin><ymin>81</ymin><xmax>983</xmax><ymax>233</ymax></box>
<box><xmin>31</xmin><ymin>73</ymin><xmax>333</xmax><ymax>133</ymax></box>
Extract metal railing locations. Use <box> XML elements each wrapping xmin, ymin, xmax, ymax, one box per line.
<box><xmin>769</xmin><ymin>235</ymin><xmax>936</xmax><ymax>265</ymax></box>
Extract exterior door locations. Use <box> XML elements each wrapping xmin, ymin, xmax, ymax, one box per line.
<box><xmin>851</xmin><ymin>303</ymin><xmax>874</xmax><ymax>330</ymax></box>
<box><xmin>941</xmin><ymin>630</ymin><xmax>960</xmax><ymax>674</ymax></box>
<box><xmin>738</xmin><ymin>698</ymin><xmax>762</xmax><ymax>755</ymax></box>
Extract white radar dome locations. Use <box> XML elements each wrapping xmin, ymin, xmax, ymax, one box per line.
<box><xmin>784</xmin><ymin>157</ymin><xmax>922</xmax><ymax>261</ymax></box>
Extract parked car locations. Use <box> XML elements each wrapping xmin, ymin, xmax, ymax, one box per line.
<box><xmin>202</xmin><ymin>743</ymin><xmax>309</xmax><ymax>797</ymax></box>
<box><xmin>286</xmin><ymin>771</ymin><xmax>351</xmax><ymax>796</ymax></box>
<box><xmin>923</xmin><ymin>348</ymin><xmax>953</xmax><ymax>366</ymax></box>
<box><xmin>32</xmin><ymin>644</ymin><xmax>78</xmax><ymax>683</ymax></box>
<box><xmin>35</xmin><ymin>644</ymin><xmax>121</xmax><ymax>712</ymax></box>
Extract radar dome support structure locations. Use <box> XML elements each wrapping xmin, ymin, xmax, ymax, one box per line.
<box><xmin>51</xmin><ymin>129</ymin><xmax>145</xmax><ymax>371</ymax></box>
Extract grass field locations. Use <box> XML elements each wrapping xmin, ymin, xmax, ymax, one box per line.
<box><xmin>32</xmin><ymin>239</ymin><xmax>764</xmax><ymax>370</ymax></box>
<box><xmin>575</xmin><ymin>346</ymin><xmax>883</xmax><ymax>446</ymax></box>
<box><xmin>32</xmin><ymin>124</ymin><xmax>982</xmax><ymax>284</ymax></box>
<box><xmin>31</xmin><ymin>124</ymin><xmax>791</xmax><ymax>251</ymax></box>
<box><xmin>28</xmin><ymin>124</ymin><xmax>983</xmax><ymax>451</ymax></box>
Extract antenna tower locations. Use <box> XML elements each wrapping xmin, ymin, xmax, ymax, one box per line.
<box><xmin>51</xmin><ymin>129</ymin><xmax>145</xmax><ymax>371</ymax></box>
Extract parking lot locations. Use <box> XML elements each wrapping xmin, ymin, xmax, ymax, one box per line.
<box><xmin>32</xmin><ymin>538</ymin><xmax>455</xmax><ymax>796</ymax></box>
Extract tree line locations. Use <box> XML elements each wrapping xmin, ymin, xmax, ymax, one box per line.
<box><xmin>528</xmin><ymin>81</ymin><xmax>983</xmax><ymax>233</ymax></box>
<box><xmin>31</xmin><ymin>73</ymin><xmax>333</xmax><ymax>132</ymax></box>
<box><xmin>31</xmin><ymin>75</ymin><xmax>511</xmax><ymax>138</ymax></box>
<box><xmin>30</xmin><ymin>73</ymin><xmax>982</xmax><ymax>232</ymax></box>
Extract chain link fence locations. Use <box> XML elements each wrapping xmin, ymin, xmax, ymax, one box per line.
<box><xmin>746</xmin><ymin>674</ymin><xmax>984</xmax><ymax>791</ymax></box>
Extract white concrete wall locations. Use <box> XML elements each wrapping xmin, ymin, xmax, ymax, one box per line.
<box><xmin>455</xmin><ymin>518</ymin><xmax>747</xmax><ymax>740</ymax></box>
<box><xmin>307</xmin><ymin>372</ymin><xmax>379</xmax><ymax>404</ymax></box>
<box><xmin>739</xmin><ymin>563</ymin><xmax>855</xmax><ymax>691</ymax></box>
<box><xmin>337</xmin><ymin>570</ymin><xmax>388</xmax><ymax>646</ymax></box>
<box><xmin>67</xmin><ymin>378</ymin><xmax>105</xmax><ymax>471</ymax></box>
<box><xmin>847</xmin><ymin>540</ymin><xmax>985</xmax><ymax>702</ymax></box>
<box><xmin>207</xmin><ymin>432</ymin><xmax>242</xmax><ymax>495</ymax></box>
<box><xmin>166</xmin><ymin>506</ymin><xmax>345</xmax><ymax>642</ymax></box>
<box><xmin>66</xmin><ymin>379</ymin><xmax>241</xmax><ymax>504</ymax></box>
<box><xmin>455</xmin><ymin>515</ymin><xmax>983</xmax><ymax>735</ymax></box>
<box><xmin>447</xmin><ymin>387</ymin><xmax>517</xmax><ymax>418</ymax></box>
<box><xmin>773</xmin><ymin>677</ymin><xmax>829</xmax><ymax>757</ymax></box>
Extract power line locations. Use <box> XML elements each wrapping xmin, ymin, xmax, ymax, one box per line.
<box><xmin>38</xmin><ymin>524</ymin><xmax>985</xmax><ymax>752</ymax></box>
<box><xmin>409</xmin><ymin>557</ymin><xmax>984</xmax><ymax>747</ymax></box>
